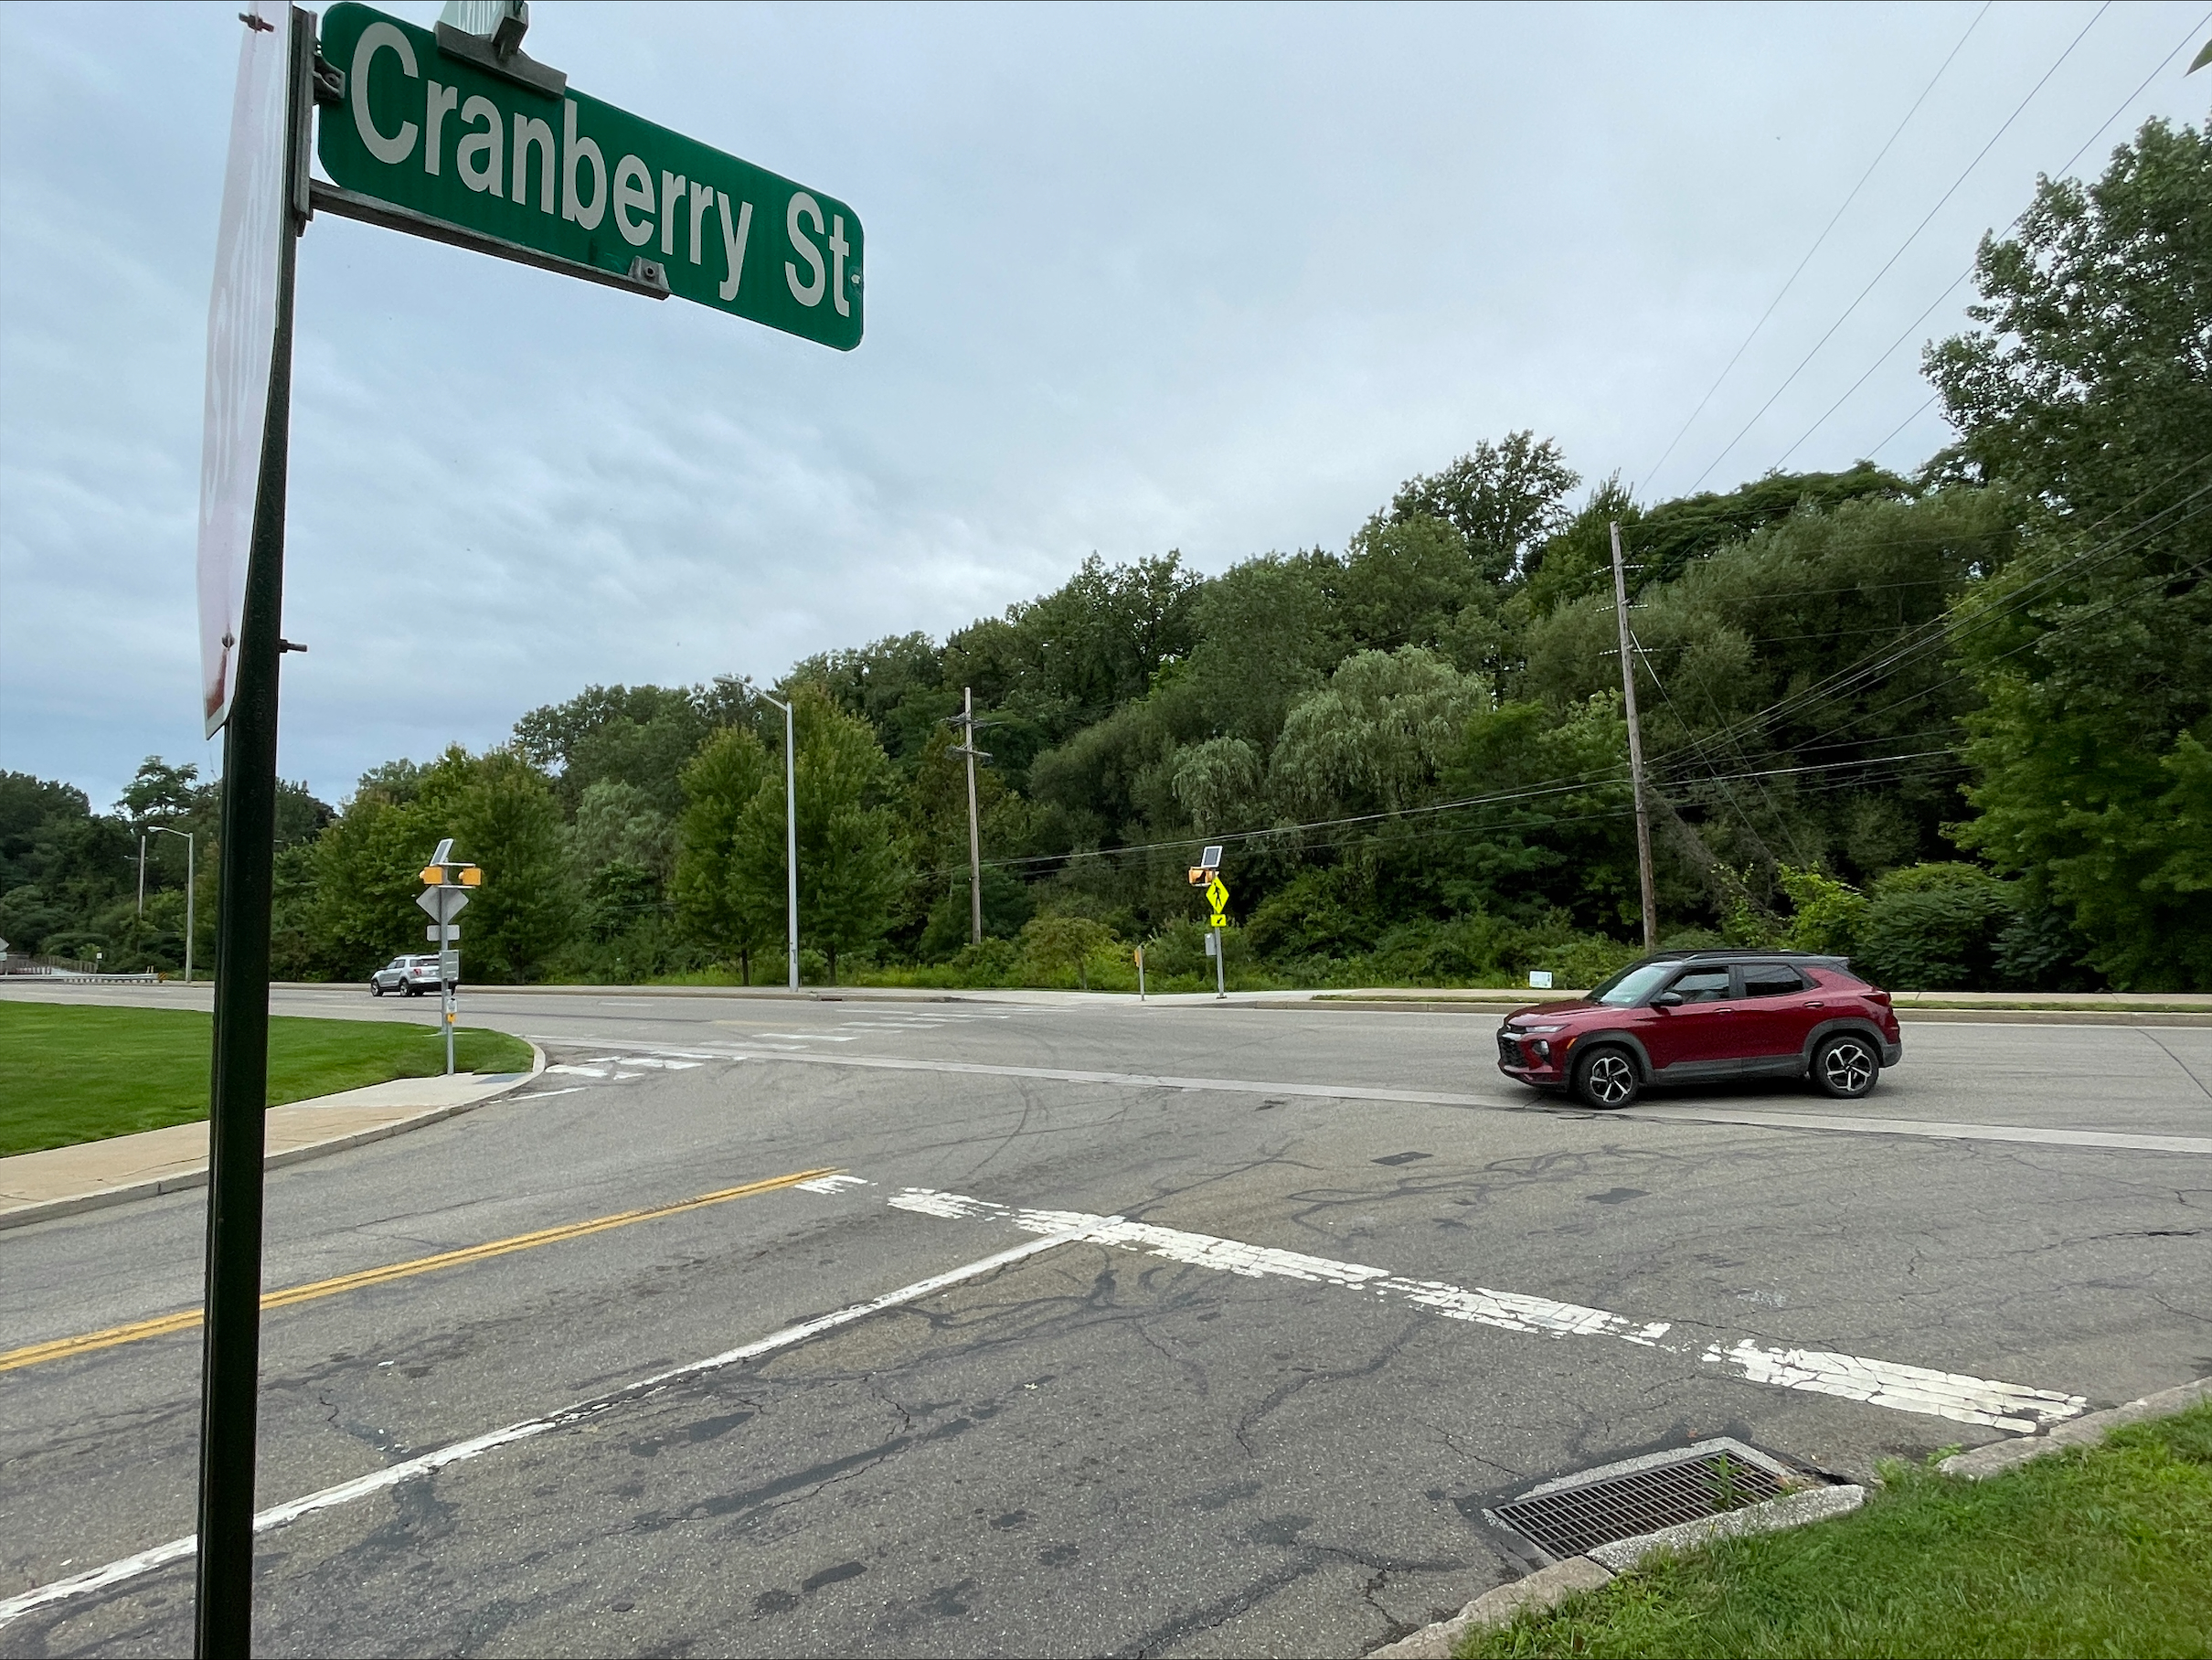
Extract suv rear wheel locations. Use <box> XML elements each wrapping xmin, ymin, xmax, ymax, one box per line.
<box><xmin>1813</xmin><ymin>1033</ymin><xmax>1879</xmax><ymax>1099</ymax></box>
<box><xmin>1573</xmin><ymin>1046</ymin><xmax>1641</xmax><ymax>1110</ymax></box>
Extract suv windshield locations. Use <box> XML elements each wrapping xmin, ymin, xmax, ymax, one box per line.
<box><xmin>1589</xmin><ymin>962</ymin><xmax>1676</xmax><ymax>1006</ymax></box>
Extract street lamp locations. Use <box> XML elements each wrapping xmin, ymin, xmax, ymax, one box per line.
<box><xmin>758</xmin><ymin>693</ymin><xmax>800</xmax><ymax>991</ymax></box>
<box><xmin>149</xmin><ymin>825</ymin><xmax>197</xmax><ymax>984</ymax></box>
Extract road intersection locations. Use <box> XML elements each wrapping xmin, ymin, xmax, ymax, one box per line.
<box><xmin>3</xmin><ymin>984</ymin><xmax>2208</xmax><ymax>1655</ymax></box>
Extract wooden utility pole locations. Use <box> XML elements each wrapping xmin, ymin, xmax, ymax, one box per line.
<box><xmin>1611</xmin><ymin>522</ymin><xmax>1659</xmax><ymax>952</ymax></box>
<box><xmin>950</xmin><ymin>686</ymin><xmax>987</xmax><ymax>944</ymax></box>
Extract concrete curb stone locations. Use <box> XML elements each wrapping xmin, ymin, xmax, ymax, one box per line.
<box><xmin>1370</xmin><ymin>1484</ymin><xmax>1864</xmax><ymax>1658</ymax></box>
<box><xmin>1376</xmin><ymin>1378</ymin><xmax>2212</xmax><ymax>1657</ymax></box>
<box><xmin>0</xmin><ymin>1042</ymin><xmax>548</xmax><ymax>1231</ymax></box>
<box><xmin>1938</xmin><ymin>1377</ymin><xmax>2212</xmax><ymax>1480</ymax></box>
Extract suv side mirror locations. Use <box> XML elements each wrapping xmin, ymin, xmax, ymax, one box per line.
<box><xmin>1651</xmin><ymin>990</ymin><xmax>1684</xmax><ymax>1008</ymax></box>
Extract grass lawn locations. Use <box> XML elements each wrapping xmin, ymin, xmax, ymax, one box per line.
<box><xmin>1461</xmin><ymin>1400</ymin><xmax>2212</xmax><ymax>1659</ymax></box>
<box><xmin>0</xmin><ymin>1001</ymin><xmax>534</xmax><ymax>1156</ymax></box>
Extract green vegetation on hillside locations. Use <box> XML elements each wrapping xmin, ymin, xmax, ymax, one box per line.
<box><xmin>1458</xmin><ymin>1400</ymin><xmax>2212</xmax><ymax>1659</ymax></box>
<box><xmin>0</xmin><ymin>1003</ymin><xmax>533</xmax><ymax>1155</ymax></box>
<box><xmin>4</xmin><ymin>120</ymin><xmax>2206</xmax><ymax>992</ymax></box>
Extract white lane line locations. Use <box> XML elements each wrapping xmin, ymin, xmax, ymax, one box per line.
<box><xmin>883</xmin><ymin>1186</ymin><xmax>2086</xmax><ymax>1433</ymax></box>
<box><xmin>507</xmin><ymin>1087</ymin><xmax>587</xmax><ymax>1101</ymax></box>
<box><xmin>794</xmin><ymin>1174</ymin><xmax>871</xmax><ymax>1195</ymax></box>
<box><xmin>1623</xmin><ymin>1106</ymin><xmax>2212</xmax><ymax>1156</ymax></box>
<box><xmin>721</xmin><ymin>1050</ymin><xmax>2210</xmax><ymax>1155</ymax></box>
<box><xmin>543</xmin><ymin>1064</ymin><xmax>609</xmax><ymax>1078</ymax></box>
<box><xmin>0</xmin><ymin>1229</ymin><xmax>1087</xmax><ymax>1630</ymax></box>
<box><xmin>728</xmin><ymin>1050</ymin><xmax>1500</xmax><ymax>1108</ymax></box>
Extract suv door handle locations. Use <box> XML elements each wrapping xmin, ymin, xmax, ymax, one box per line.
<box><xmin>1805</xmin><ymin>1001</ymin><xmax>1825</xmax><ymax>1009</ymax></box>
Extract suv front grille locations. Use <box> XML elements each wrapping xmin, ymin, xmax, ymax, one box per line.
<box><xmin>1497</xmin><ymin>1032</ymin><xmax>1526</xmax><ymax>1066</ymax></box>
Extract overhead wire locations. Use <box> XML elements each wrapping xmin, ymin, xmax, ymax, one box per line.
<box><xmin>1635</xmin><ymin>1</ymin><xmax>1992</xmax><ymax>495</ymax></box>
<box><xmin>1767</xmin><ymin>6</ymin><xmax>2212</xmax><ymax>473</ymax></box>
<box><xmin>1685</xmin><ymin>2</ymin><xmax>2111</xmax><ymax>493</ymax></box>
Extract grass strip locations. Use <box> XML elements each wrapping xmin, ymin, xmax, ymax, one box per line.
<box><xmin>0</xmin><ymin>1001</ymin><xmax>533</xmax><ymax>1156</ymax></box>
<box><xmin>1461</xmin><ymin>1399</ymin><xmax>2212</xmax><ymax>1658</ymax></box>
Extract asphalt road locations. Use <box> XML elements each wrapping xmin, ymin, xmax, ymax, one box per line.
<box><xmin>4</xmin><ymin>983</ymin><xmax>2209</xmax><ymax>1657</ymax></box>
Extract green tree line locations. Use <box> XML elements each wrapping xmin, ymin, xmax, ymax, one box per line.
<box><xmin>6</xmin><ymin>120</ymin><xmax>2205</xmax><ymax>991</ymax></box>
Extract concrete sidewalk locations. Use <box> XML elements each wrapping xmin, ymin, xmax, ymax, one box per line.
<box><xmin>0</xmin><ymin>1048</ymin><xmax>546</xmax><ymax>1231</ymax></box>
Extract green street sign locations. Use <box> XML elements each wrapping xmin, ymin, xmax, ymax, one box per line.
<box><xmin>316</xmin><ymin>3</ymin><xmax>862</xmax><ymax>349</ymax></box>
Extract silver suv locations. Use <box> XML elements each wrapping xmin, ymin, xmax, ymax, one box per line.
<box><xmin>369</xmin><ymin>954</ymin><xmax>444</xmax><ymax>996</ymax></box>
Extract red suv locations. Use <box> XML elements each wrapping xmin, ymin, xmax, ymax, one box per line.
<box><xmin>1496</xmin><ymin>951</ymin><xmax>1902</xmax><ymax>1109</ymax></box>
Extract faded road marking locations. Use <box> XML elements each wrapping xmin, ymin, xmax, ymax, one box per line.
<box><xmin>883</xmin><ymin>1186</ymin><xmax>2086</xmax><ymax>1433</ymax></box>
<box><xmin>1622</xmin><ymin>1105</ymin><xmax>2212</xmax><ymax>1156</ymax></box>
<box><xmin>0</xmin><ymin>1166</ymin><xmax>839</xmax><ymax>1374</ymax></box>
<box><xmin>715</xmin><ymin>1049</ymin><xmax>2211</xmax><ymax>1156</ymax></box>
<box><xmin>0</xmin><ymin>1228</ymin><xmax>1086</xmax><ymax>1629</ymax></box>
<box><xmin>1706</xmin><ymin>1339</ymin><xmax>2087</xmax><ymax>1432</ymax></box>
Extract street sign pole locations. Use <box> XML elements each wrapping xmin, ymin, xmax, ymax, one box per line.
<box><xmin>196</xmin><ymin>13</ymin><xmax>308</xmax><ymax>1655</ymax></box>
<box><xmin>442</xmin><ymin>911</ymin><xmax>455</xmax><ymax>1075</ymax></box>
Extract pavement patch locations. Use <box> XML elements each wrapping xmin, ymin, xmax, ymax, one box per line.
<box><xmin>0</xmin><ymin>1227</ymin><xmax>1087</xmax><ymax>1629</ymax></box>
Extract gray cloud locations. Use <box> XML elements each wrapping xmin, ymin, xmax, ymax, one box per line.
<box><xmin>3</xmin><ymin>0</ymin><xmax>2205</xmax><ymax>811</ymax></box>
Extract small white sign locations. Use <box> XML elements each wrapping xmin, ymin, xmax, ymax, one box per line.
<box><xmin>197</xmin><ymin>0</ymin><xmax>292</xmax><ymax>737</ymax></box>
<box><xmin>427</xmin><ymin>925</ymin><xmax>461</xmax><ymax>942</ymax></box>
<box><xmin>1204</xmin><ymin>931</ymin><xmax>1219</xmax><ymax>957</ymax></box>
<box><xmin>1528</xmin><ymin>970</ymin><xmax>1554</xmax><ymax>989</ymax></box>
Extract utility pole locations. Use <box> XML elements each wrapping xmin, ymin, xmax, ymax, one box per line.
<box><xmin>139</xmin><ymin>835</ymin><xmax>148</xmax><ymax>917</ymax></box>
<box><xmin>1611</xmin><ymin>522</ymin><xmax>1658</xmax><ymax>952</ymax></box>
<box><xmin>760</xmin><ymin>693</ymin><xmax>800</xmax><ymax>989</ymax></box>
<box><xmin>948</xmin><ymin>686</ymin><xmax>989</xmax><ymax>944</ymax></box>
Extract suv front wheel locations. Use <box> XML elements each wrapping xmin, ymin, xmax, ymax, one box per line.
<box><xmin>1573</xmin><ymin>1046</ymin><xmax>1642</xmax><ymax>1110</ymax></box>
<box><xmin>1813</xmin><ymin>1033</ymin><xmax>1879</xmax><ymax>1099</ymax></box>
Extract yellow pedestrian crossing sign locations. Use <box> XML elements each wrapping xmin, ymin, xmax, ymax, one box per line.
<box><xmin>1205</xmin><ymin>874</ymin><xmax>1229</xmax><ymax>926</ymax></box>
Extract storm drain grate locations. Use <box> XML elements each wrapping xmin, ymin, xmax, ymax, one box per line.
<box><xmin>1484</xmin><ymin>1438</ymin><xmax>1793</xmax><ymax>1561</ymax></box>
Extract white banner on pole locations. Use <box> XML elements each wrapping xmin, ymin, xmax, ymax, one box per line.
<box><xmin>197</xmin><ymin>0</ymin><xmax>292</xmax><ymax>738</ymax></box>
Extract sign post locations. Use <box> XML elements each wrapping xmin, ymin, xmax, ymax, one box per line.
<box><xmin>186</xmin><ymin>5</ymin><xmax>863</xmax><ymax>1651</ymax></box>
<box><xmin>417</xmin><ymin>841</ymin><xmax>478</xmax><ymax>1075</ymax></box>
<box><xmin>1189</xmin><ymin>846</ymin><xmax>1228</xmax><ymax>1000</ymax></box>
<box><xmin>193</xmin><ymin>7</ymin><xmax>307</xmax><ymax>1655</ymax></box>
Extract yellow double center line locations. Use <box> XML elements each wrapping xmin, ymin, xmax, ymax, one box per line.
<box><xmin>0</xmin><ymin>1166</ymin><xmax>838</xmax><ymax>1374</ymax></box>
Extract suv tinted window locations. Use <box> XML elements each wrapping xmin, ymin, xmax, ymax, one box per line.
<box><xmin>1739</xmin><ymin>963</ymin><xmax>1805</xmax><ymax>998</ymax></box>
<box><xmin>1668</xmin><ymin>967</ymin><xmax>1734</xmax><ymax>1003</ymax></box>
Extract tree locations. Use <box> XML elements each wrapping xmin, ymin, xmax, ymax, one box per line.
<box><xmin>672</xmin><ymin>727</ymin><xmax>776</xmax><ymax>982</ymax></box>
<box><xmin>1929</xmin><ymin>117</ymin><xmax>2212</xmax><ymax>987</ymax></box>
<box><xmin>734</xmin><ymin>688</ymin><xmax>905</xmax><ymax>984</ymax></box>
<box><xmin>1388</xmin><ymin>431</ymin><xmax>1579</xmax><ymax>584</ymax></box>
<box><xmin>1271</xmin><ymin>646</ymin><xmax>1491</xmax><ymax>818</ymax></box>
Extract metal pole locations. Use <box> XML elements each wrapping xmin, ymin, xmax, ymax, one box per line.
<box><xmin>761</xmin><ymin>695</ymin><xmax>799</xmax><ymax>990</ymax></box>
<box><xmin>186</xmin><ymin>834</ymin><xmax>195</xmax><ymax>987</ymax></box>
<box><xmin>1137</xmin><ymin>947</ymin><xmax>1145</xmax><ymax>1001</ymax></box>
<box><xmin>195</xmin><ymin>18</ymin><xmax>303</xmax><ymax>1650</ymax></box>
<box><xmin>442</xmin><ymin>910</ymin><xmax>455</xmax><ymax>1076</ymax></box>
<box><xmin>962</xmin><ymin>686</ymin><xmax>983</xmax><ymax>945</ymax></box>
<box><xmin>1611</xmin><ymin>522</ymin><xmax>1659</xmax><ymax>952</ymax></box>
<box><xmin>139</xmin><ymin>835</ymin><xmax>147</xmax><ymax>917</ymax></box>
<box><xmin>1215</xmin><ymin>933</ymin><xmax>1226</xmax><ymax>1000</ymax></box>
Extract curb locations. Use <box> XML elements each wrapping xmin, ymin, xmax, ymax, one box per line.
<box><xmin>1372</xmin><ymin>1483</ymin><xmax>1862</xmax><ymax>1658</ymax></box>
<box><xmin>0</xmin><ymin>1042</ymin><xmax>548</xmax><ymax>1233</ymax></box>
<box><xmin>1938</xmin><ymin>1376</ymin><xmax>2212</xmax><ymax>1480</ymax></box>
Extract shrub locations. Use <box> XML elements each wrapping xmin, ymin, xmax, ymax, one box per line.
<box><xmin>1778</xmin><ymin>864</ymin><xmax>1867</xmax><ymax>955</ymax></box>
<box><xmin>1855</xmin><ymin>863</ymin><xmax>2017</xmax><ymax>990</ymax></box>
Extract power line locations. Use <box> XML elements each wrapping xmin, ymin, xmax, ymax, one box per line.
<box><xmin>1766</xmin><ymin>7</ymin><xmax>2212</xmax><ymax>473</ymax></box>
<box><xmin>1638</xmin><ymin>2</ymin><xmax>1991</xmax><ymax>495</ymax></box>
<box><xmin>1686</xmin><ymin>2</ymin><xmax>2111</xmax><ymax>494</ymax></box>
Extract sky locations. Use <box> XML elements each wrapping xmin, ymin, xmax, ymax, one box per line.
<box><xmin>3</xmin><ymin>0</ymin><xmax>2207</xmax><ymax>814</ymax></box>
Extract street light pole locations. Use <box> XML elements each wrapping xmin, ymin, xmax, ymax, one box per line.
<box><xmin>760</xmin><ymin>694</ymin><xmax>799</xmax><ymax>990</ymax></box>
<box><xmin>151</xmin><ymin>825</ymin><xmax>198</xmax><ymax>985</ymax></box>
